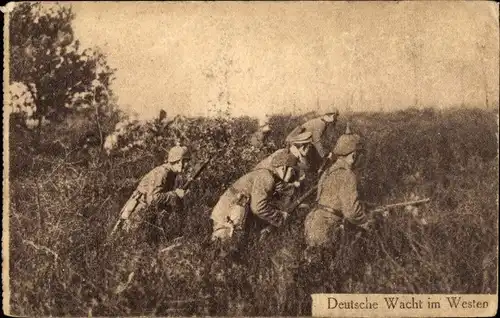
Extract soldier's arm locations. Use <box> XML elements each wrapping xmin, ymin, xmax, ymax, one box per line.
<box><xmin>150</xmin><ymin>169</ymin><xmax>178</xmax><ymax>206</ymax></box>
<box><xmin>250</xmin><ymin>175</ymin><xmax>287</xmax><ymax>227</ymax></box>
<box><xmin>312</xmin><ymin>122</ymin><xmax>328</xmax><ymax>158</ymax></box>
<box><xmin>339</xmin><ymin>171</ymin><xmax>368</xmax><ymax>226</ymax></box>
<box><xmin>313</xmin><ymin>141</ymin><xmax>327</xmax><ymax>158</ymax></box>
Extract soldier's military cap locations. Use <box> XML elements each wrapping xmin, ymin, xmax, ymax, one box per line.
<box><xmin>288</xmin><ymin>131</ymin><xmax>313</xmax><ymax>145</ymax></box>
<box><xmin>167</xmin><ymin>146</ymin><xmax>191</xmax><ymax>163</ymax></box>
<box><xmin>271</xmin><ymin>151</ymin><xmax>299</xmax><ymax>168</ymax></box>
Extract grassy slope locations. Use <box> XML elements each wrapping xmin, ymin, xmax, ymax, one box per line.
<box><xmin>8</xmin><ymin>107</ymin><xmax>498</xmax><ymax>316</ymax></box>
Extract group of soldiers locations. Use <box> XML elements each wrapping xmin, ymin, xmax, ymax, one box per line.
<box><xmin>113</xmin><ymin>108</ymin><xmax>377</xmax><ymax>314</ymax></box>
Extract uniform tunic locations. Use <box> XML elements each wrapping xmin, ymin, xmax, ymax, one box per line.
<box><xmin>121</xmin><ymin>164</ymin><xmax>181</xmax><ymax>232</ymax></box>
<box><xmin>136</xmin><ymin>165</ymin><xmax>178</xmax><ymax>206</ymax></box>
<box><xmin>304</xmin><ymin>158</ymin><xmax>368</xmax><ymax>247</ymax></box>
<box><xmin>250</xmin><ymin>130</ymin><xmax>268</xmax><ymax>149</ymax></box>
<box><xmin>252</xmin><ymin>149</ymin><xmax>306</xmax><ymax>207</ymax></box>
<box><xmin>211</xmin><ymin>169</ymin><xmax>288</xmax><ymax>241</ymax></box>
<box><xmin>254</xmin><ymin>149</ymin><xmax>286</xmax><ymax>171</ymax></box>
<box><xmin>286</xmin><ymin>117</ymin><xmax>330</xmax><ymax>158</ymax></box>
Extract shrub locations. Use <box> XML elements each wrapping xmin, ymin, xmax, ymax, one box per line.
<box><xmin>8</xmin><ymin>107</ymin><xmax>498</xmax><ymax>316</ymax></box>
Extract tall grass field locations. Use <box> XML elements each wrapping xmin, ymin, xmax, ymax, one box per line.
<box><xmin>7</xmin><ymin>107</ymin><xmax>498</xmax><ymax>316</ymax></box>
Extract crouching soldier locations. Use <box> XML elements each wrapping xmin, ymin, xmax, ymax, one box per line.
<box><xmin>286</xmin><ymin>109</ymin><xmax>339</xmax><ymax>172</ymax></box>
<box><xmin>211</xmin><ymin>151</ymin><xmax>298</xmax><ymax>253</ymax></box>
<box><xmin>255</xmin><ymin>131</ymin><xmax>313</xmax><ymax>171</ymax></box>
<box><xmin>302</xmin><ymin>128</ymin><xmax>374</xmax><ymax>292</ymax></box>
<box><xmin>116</xmin><ymin>145</ymin><xmax>190</xmax><ymax>245</ymax></box>
<box><xmin>205</xmin><ymin>151</ymin><xmax>299</xmax><ymax>315</ymax></box>
<box><xmin>254</xmin><ymin>131</ymin><xmax>313</xmax><ymax>207</ymax></box>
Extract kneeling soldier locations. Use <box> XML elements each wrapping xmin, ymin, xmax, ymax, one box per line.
<box><xmin>304</xmin><ymin>127</ymin><xmax>373</xmax><ymax>253</ymax></box>
<box><xmin>286</xmin><ymin>110</ymin><xmax>340</xmax><ymax>171</ymax></box>
<box><xmin>301</xmin><ymin>128</ymin><xmax>373</xmax><ymax>296</ymax></box>
<box><xmin>117</xmin><ymin>145</ymin><xmax>190</xmax><ymax>243</ymax></box>
<box><xmin>211</xmin><ymin>151</ymin><xmax>298</xmax><ymax>251</ymax></box>
<box><xmin>206</xmin><ymin>151</ymin><xmax>298</xmax><ymax>315</ymax></box>
<box><xmin>253</xmin><ymin>131</ymin><xmax>313</xmax><ymax>207</ymax></box>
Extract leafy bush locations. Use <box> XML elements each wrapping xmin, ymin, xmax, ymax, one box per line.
<box><xmin>8</xmin><ymin>107</ymin><xmax>498</xmax><ymax>316</ymax></box>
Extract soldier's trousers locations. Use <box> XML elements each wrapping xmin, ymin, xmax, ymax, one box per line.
<box><xmin>304</xmin><ymin>208</ymin><xmax>343</xmax><ymax>248</ymax></box>
<box><xmin>303</xmin><ymin>208</ymin><xmax>370</xmax><ymax>296</ymax></box>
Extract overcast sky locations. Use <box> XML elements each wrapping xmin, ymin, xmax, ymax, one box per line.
<box><xmin>68</xmin><ymin>1</ymin><xmax>499</xmax><ymax>119</ymax></box>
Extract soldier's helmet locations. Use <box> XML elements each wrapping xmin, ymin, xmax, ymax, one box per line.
<box><xmin>271</xmin><ymin>151</ymin><xmax>299</xmax><ymax>169</ymax></box>
<box><xmin>166</xmin><ymin>146</ymin><xmax>191</xmax><ymax>163</ymax></box>
<box><xmin>324</xmin><ymin>107</ymin><xmax>339</xmax><ymax>117</ymax></box>
<box><xmin>333</xmin><ymin>124</ymin><xmax>363</xmax><ymax>156</ymax></box>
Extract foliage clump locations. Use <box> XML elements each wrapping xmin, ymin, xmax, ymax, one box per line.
<box><xmin>9</xmin><ymin>105</ymin><xmax>498</xmax><ymax>316</ymax></box>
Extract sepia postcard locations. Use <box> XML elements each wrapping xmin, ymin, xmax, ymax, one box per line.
<box><xmin>2</xmin><ymin>1</ymin><xmax>499</xmax><ymax>317</ymax></box>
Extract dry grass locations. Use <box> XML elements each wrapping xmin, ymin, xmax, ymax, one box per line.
<box><xmin>8</xmin><ymin>107</ymin><xmax>498</xmax><ymax>316</ymax></box>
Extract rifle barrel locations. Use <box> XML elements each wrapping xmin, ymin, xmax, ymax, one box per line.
<box><xmin>373</xmin><ymin>198</ymin><xmax>430</xmax><ymax>212</ymax></box>
<box><xmin>384</xmin><ymin>198</ymin><xmax>430</xmax><ymax>208</ymax></box>
<box><xmin>182</xmin><ymin>159</ymin><xmax>210</xmax><ymax>190</ymax></box>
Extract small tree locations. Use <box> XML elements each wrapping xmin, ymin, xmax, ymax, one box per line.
<box><xmin>9</xmin><ymin>2</ymin><xmax>116</xmax><ymax>146</ymax></box>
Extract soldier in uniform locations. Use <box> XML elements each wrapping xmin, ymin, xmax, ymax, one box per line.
<box><xmin>250</xmin><ymin>115</ymin><xmax>272</xmax><ymax>149</ymax></box>
<box><xmin>286</xmin><ymin>109</ymin><xmax>340</xmax><ymax>172</ymax></box>
<box><xmin>210</xmin><ymin>151</ymin><xmax>298</xmax><ymax>249</ymax></box>
<box><xmin>206</xmin><ymin>152</ymin><xmax>299</xmax><ymax>315</ymax></box>
<box><xmin>301</xmin><ymin>127</ymin><xmax>374</xmax><ymax>294</ymax></box>
<box><xmin>117</xmin><ymin>145</ymin><xmax>191</xmax><ymax>245</ymax></box>
<box><xmin>253</xmin><ymin>131</ymin><xmax>313</xmax><ymax>207</ymax></box>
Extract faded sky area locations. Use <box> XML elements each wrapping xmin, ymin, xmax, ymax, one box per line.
<box><xmin>68</xmin><ymin>1</ymin><xmax>499</xmax><ymax>119</ymax></box>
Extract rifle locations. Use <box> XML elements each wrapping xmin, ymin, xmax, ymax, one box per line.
<box><xmin>110</xmin><ymin>219</ymin><xmax>124</xmax><ymax>238</ymax></box>
<box><xmin>181</xmin><ymin>156</ymin><xmax>212</xmax><ymax>190</ymax></box>
<box><xmin>317</xmin><ymin>153</ymin><xmax>333</xmax><ymax>175</ymax></box>
<box><xmin>370</xmin><ymin>198</ymin><xmax>431</xmax><ymax>214</ymax></box>
<box><xmin>108</xmin><ymin>191</ymin><xmax>144</xmax><ymax>239</ymax></box>
<box><xmin>286</xmin><ymin>184</ymin><xmax>318</xmax><ymax>213</ymax></box>
<box><xmin>109</xmin><ymin>157</ymin><xmax>211</xmax><ymax>240</ymax></box>
<box><xmin>259</xmin><ymin>184</ymin><xmax>318</xmax><ymax>241</ymax></box>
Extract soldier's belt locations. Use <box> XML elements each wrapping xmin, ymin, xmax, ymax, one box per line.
<box><xmin>316</xmin><ymin>203</ymin><xmax>343</xmax><ymax>218</ymax></box>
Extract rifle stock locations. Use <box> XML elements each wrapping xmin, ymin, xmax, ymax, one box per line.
<box><xmin>287</xmin><ymin>184</ymin><xmax>318</xmax><ymax>212</ymax></box>
<box><xmin>259</xmin><ymin>184</ymin><xmax>318</xmax><ymax>241</ymax></box>
<box><xmin>317</xmin><ymin>155</ymin><xmax>331</xmax><ymax>174</ymax></box>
